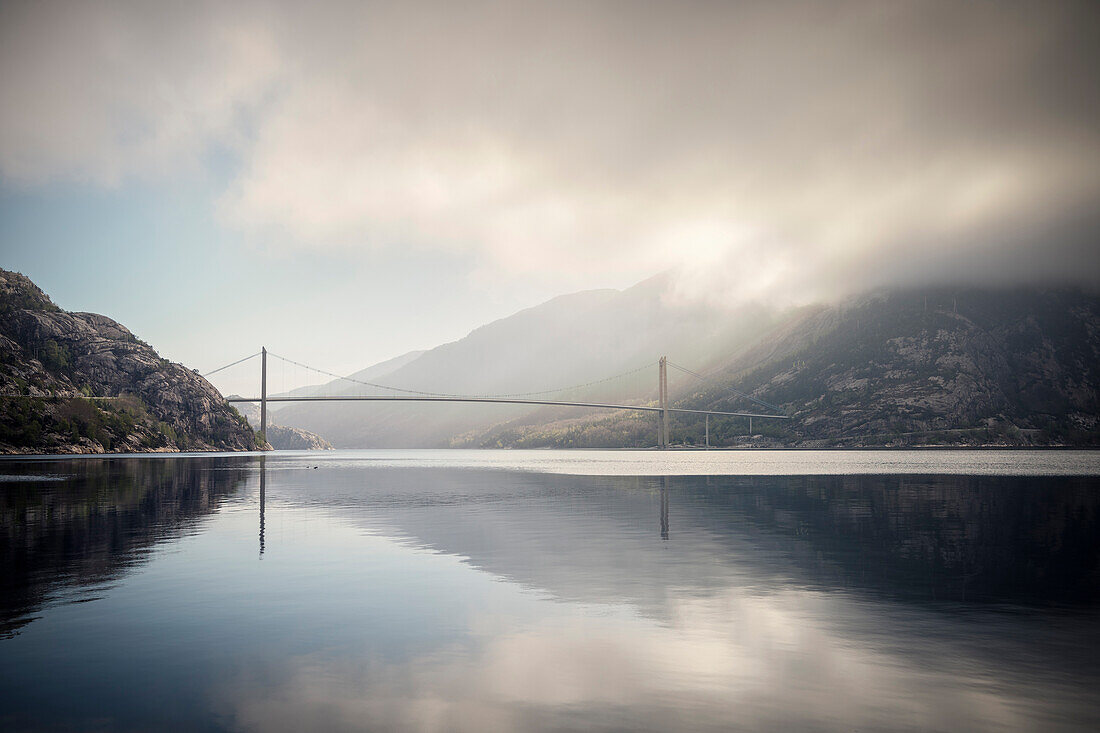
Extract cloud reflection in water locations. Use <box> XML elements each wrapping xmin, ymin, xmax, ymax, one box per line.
<box><xmin>222</xmin><ymin>572</ymin><xmax>1069</xmax><ymax>732</ymax></box>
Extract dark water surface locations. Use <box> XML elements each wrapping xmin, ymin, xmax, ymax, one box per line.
<box><xmin>2</xmin><ymin>450</ymin><xmax>1099</xmax><ymax>732</ymax></box>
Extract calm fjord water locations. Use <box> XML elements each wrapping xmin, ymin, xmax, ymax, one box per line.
<box><xmin>2</xmin><ymin>450</ymin><xmax>1099</xmax><ymax>732</ymax></box>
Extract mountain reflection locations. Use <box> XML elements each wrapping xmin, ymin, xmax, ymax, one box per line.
<box><xmin>0</xmin><ymin>457</ymin><xmax>250</xmax><ymax>637</ymax></box>
<box><xmin>681</xmin><ymin>473</ymin><xmax>1100</xmax><ymax>606</ymax></box>
<box><xmin>274</xmin><ymin>465</ymin><xmax>1100</xmax><ymax>609</ymax></box>
<box><xmin>1</xmin><ymin>454</ymin><xmax>1098</xmax><ymax>732</ymax></box>
<box><xmin>215</xmin><ymin>462</ymin><xmax>1100</xmax><ymax>733</ymax></box>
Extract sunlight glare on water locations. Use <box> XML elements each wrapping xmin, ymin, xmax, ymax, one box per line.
<box><xmin>266</xmin><ymin>448</ymin><xmax>1100</xmax><ymax>476</ymax></box>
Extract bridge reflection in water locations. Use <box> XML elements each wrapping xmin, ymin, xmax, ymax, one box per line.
<box><xmin>253</xmin><ymin>458</ymin><xmax>675</xmax><ymax>554</ymax></box>
<box><xmin>661</xmin><ymin>477</ymin><xmax>670</xmax><ymax>540</ymax></box>
<box><xmin>4</xmin><ymin>455</ymin><xmax>1100</xmax><ymax>731</ymax></box>
<box><xmin>259</xmin><ymin>456</ymin><xmax>265</xmax><ymax>557</ymax></box>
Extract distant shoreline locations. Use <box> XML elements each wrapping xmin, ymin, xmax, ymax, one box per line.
<box><xmin>4</xmin><ymin>445</ymin><xmax>1100</xmax><ymax>460</ymax></box>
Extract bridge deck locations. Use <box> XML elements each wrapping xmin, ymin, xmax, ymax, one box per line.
<box><xmin>226</xmin><ymin>395</ymin><xmax>788</xmax><ymax>419</ymax></box>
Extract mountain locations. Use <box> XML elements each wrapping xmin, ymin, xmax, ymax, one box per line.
<box><xmin>701</xmin><ymin>288</ymin><xmax>1100</xmax><ymax>447</ymax></box>
<box><xmin>258</xmin><ymin>424</ymin><xmax>331</xmax><ymax>451</ymax></box>
<box><xmin>463</xmin><ymin>287</ymin><xmax>1100</xmax><ymax>448</ymax></box>
<box><xmin>230</xmin><ymin>398</ymin><xmax>332</xmax><ymax>450</ymax></box>
<box><xmin>267</xmin><ymin>349</ymin><xmax>426</xmax><ymax>405</ymax></box>
<box><xmin>0</xmin><ymin>269</ymin><xmax>264</xmax><ymax>454</ymax></box>
<box><xmin>273</xmin><ymin>274</ymin><xmax>778</xmax><ymax>447</ymax></box>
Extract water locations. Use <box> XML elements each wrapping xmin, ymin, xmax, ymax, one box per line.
<box><xmin>2</xmin><ymin>450</ymin><xmax>1099</xmax><ymax>732</ymax></box>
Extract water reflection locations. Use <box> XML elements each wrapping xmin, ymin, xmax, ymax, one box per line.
<box><xmin>0</xmin><ymin>457</ymin><xmax>249</xmax><ymax>638</ymax></box>
<box><xmin>216</xmin><ymin>460</ymin><xmax>1100</xmax><ymax>732</ymax></box>
<box><xmin>267</xmin><ymin>464</ymin><xmax>1100</xmax><ymax>608</ymax></box>
<box><xmin>691</xmin><ymin>473</ymin><xmax>1100</xmax><ymax>606</ymax></box>
<box><xmin>1</xmin><ymin>454</ymin><xmax>1098</xmax><ymax>732</ymax></box>
<box><xmin>219</xmin><ymin>599</ymin><xmax>1095</xmax><ymax>733</ymax></box>
<box><xmin>660</xmin><ymin>475</ymin><xmax>669</xmax><ymax>540</ymax></box>
<box><xmin>259</xmin><ymin>455</ymin><xmax>266</xmax><ymax>556</ymax></box>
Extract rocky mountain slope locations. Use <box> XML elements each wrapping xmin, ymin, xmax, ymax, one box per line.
<box><xmin>259</xmin><ymin>424</ymin><xmax>332</xmax><ymax>450</ymax></box>
<box><xmin>0</xmin><ymin>269</ymin><xmax>265</xmax><ymax>454</ymax></box>
<box><xmin>231</xmin><ymin>399</ymin><xmax>332</xmax><ymax>450</ymax></box>
<box><xmin>275</xmin><ymin>273</ymin><xmax>777</xmax><ymax>447</ymax></box>
<box><xmin>268</xmin><ymin>349</ymin><xmax>425</xmax><ymax>404</ymax></box>
<box><xmin>457</xmin><ymin>288</ymin><xmax>1100</xmax><ymax>448</ymax></box>
<box><xmin>713</xmin><ymin>288</ymin><xmax>1100</xmax><ymax>447</ymax></box>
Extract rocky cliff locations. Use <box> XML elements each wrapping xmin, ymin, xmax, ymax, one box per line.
<box><xmin>455</xmin><ymin>288</ymin><xmax>1100</xmax><ymax>448</ymax></box>
<box><xmin>706</xmin><ymin>288</ymin><xmax>1100</xmax><ymax>447</ymax></box>
<box><xmin>0</xmin><ymin>269</ymin><xmax>266</xmax><ymax>454</ymax></box>
<box><xmin>230</xmin><ymin>399</ymin><xmax>333</xmax><ymax>450</ymax></box>
<box><xmin>264</xmin><ymin>424</ymin><xmax>333</xmax><ymax>450</ymax></box>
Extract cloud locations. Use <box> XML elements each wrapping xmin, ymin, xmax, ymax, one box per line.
<box><xmin>0</xmin><ymin>0</ymin><xmax>281</xmax><ymax>186</ymax></box>
<box><xmin>3</xmin><ymin>1</ymin><xmax>1099</xmax><ymax>298</ymax></box>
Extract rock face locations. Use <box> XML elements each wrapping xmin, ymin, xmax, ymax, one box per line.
<box><xmin>712</xmin><ymin>289</ymin><xmax>1100</xmax><ymax>447</ymax></box>
<box><xmin>0</xmin><ymin>269</ymin><xmax>265</xmax><ymax>454</ymax></box>
<box><xmin>456</xmin><ymin>288</ymin><xmax>1100</xmax><ymax>448</ymax></box>
<box><xmin>265</xmin><ymin>424</ymin><xmax>334</xmax><ymax>450</ymax></box>
<box><xmin>229</xmin><ymin>399</ymin><xmax>333</xmax><ymax>450</ymax></box>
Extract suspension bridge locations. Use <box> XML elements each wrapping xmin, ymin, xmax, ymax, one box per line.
<box><xmin>207</xmin><ymin>348</ymin><xmax>789</xmax><ymax>449</ymax></box>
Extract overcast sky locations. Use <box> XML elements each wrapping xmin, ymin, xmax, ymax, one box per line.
<box><xmin>2</xmin><ymin>0</ymin><xmax>1098</xmax><ymax>394</ymax></box>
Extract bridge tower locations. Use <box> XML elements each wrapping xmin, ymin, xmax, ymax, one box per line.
<box><xmin>658</xmin><ymin>356</ymin><xmax>670</xmax><ymax>449</ymax></box>
<box><xmin>260</xmin><ymin>346</ymin><xmax>267</xmax><ymax>443</ymax></box>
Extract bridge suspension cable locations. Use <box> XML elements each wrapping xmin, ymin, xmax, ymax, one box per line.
<box><xmin>265</xmin><ymin>351</ymin><xmax>658</xmax><ymax>400</ymax></box>
<box><xmin>202</xmin><ymin>352</ymin><xmax>262</xmax><ymax>377</ymax></box>
<box><xmin>666</xmin><ymin>360</ymin><xmax>785</xmax><ymax>414</ymax></box>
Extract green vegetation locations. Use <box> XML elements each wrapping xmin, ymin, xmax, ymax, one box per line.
<box><xmin>0</xmin><ymin>392</ymin><xmax>206</xmax><ymax>452</ymax></box>
<box><xmin>226</xmin><ymin>406</ymin><xmax>264</xmax><ymax>449</ymax></box>
<box><xmin>0</xmin><ymin>396</ymin><xmax>112</xmax><ymax>449</ymax></box>
<box><xmin>0</xmin><ymin>386</ymin><xmax>264</xmax><ymax>454</ymax></box>
<box><xmin>38</xmin><ymin>339</ymin><xmax>71</xmax><ymax>375</ymax></box>
<box><xmin>0</xmin><ymin>285</ymin><xmax>60</xmax><ymax>316</ymax></box>
<box><xmin>0</xmin><ymin>268</ymin><xmax>262</xmax><ymax>453</ymax></box>
<box><xmin>0</xmin><ymin>397</ymin><xmax>44</xmax><ymax>446</ymax></box>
